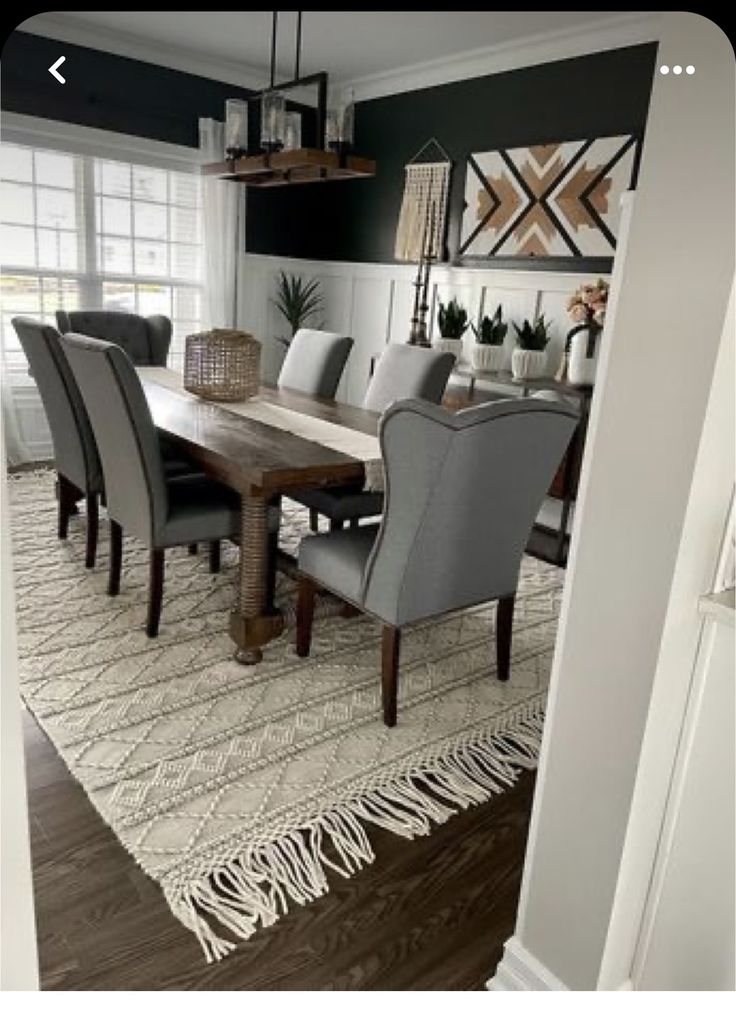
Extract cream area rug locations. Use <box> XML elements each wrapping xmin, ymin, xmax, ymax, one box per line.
<box><xmin>11</xmin><ymin>470</ymin><xmax>564</xmax><ymax>962</ymax></box>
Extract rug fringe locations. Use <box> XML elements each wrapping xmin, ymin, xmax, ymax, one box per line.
<box><xmin>164</xmin><ymin>704</ymin><xmax>545</xmax><ymax>963</ymax></box>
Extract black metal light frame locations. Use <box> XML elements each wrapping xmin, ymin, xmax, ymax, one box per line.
<box><xmin>251</xmin><ymin>12</ymin><xmax>328</xmax><ymax>153</ymax></box>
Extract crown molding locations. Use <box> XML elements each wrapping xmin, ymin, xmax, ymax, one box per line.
<box><xmin>15</xmin><ymin>12</ymin><xmax>266</xmax><ymax>91</ymax></box>
<box><xmin>343</xmin><ymin>13</ymin><xmax>662</xmax><ymax>102</ymax></box>
<box><xmin>16</xmin><ymin>12</ymin><xmax>662</xmax><ymax>102</ymax></box>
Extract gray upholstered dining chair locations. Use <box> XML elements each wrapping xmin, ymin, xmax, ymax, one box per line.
<box><xmin>56</xmin><ymin>310</ymin><xmax>171</xmax><ymax>365</ymax></box>
<box><xmin>13</xmin><ymin>317</ymin><xmax>103</xmax><ymax>568</ymax></box>
<box><xmin>277</xmin><ymin>328</ymin><xmax>353</xmax><ymax>399</ymax></box>
<box><xmin>62</xmin><ymin>333</ymin><xmax>241</xmax><ymax>637</ymax></box>
<box><xmin>295</xmin><ymin>397</ymin><xmax>578</xmax><ymax>726</ymax></box>
<box><xmin>293</xmin><ymin>343</ymin><xmax>455</xmax><ymax>532</ymax></box>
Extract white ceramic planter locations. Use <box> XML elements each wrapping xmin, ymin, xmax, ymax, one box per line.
<box><xmin>568</xmin><ymin>328</ymin><xmax>600</xmax><ymax>385</ymax></box>
<box><xmin>511</xmin><ymin>348</ymin><xmax>547</xmax><ymax>379</ymax></box>
<box><xmin>472</xmin><ymin>343</ymin><xmax>505</xmax><ymax>372</ymax></box>
<box><xmin>433</xmin><ymin>337</ymin><xmax>463</xmax><ymax>359</ymax></box>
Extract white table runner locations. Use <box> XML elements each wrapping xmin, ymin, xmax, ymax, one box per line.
<box><xmin>139</xmin><ymin>367</ymin><xmax>384</xmax><ymax>491</ymax></box>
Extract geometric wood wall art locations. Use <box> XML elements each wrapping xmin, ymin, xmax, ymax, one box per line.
<box><xmin>459</xmin><ymin>135</ymin><xmax>638</xmax><ymax>261</ymax></box>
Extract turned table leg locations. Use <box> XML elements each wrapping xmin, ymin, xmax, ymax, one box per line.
<box><xmin>230</xmin><ymin>490</ymin><xmax>284</xmax><ymax>665</ymax></box>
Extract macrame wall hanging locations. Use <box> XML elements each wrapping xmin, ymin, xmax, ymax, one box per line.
<box><xmin>394</xmin><ymin>138</ymin><xmax>452</xmax><ymax>262</ymax></box>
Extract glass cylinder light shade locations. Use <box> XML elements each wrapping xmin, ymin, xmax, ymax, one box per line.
<box><xmin>260</xmin><ymin>90</ymin><xmax>286</xmax><ymax>152</ymax></box>
<box><xmin>324</xmin><ymin>109</ymin><xmax>340</xmax><ymax>151</ymax></box>
<box><xmin>283</xmin><ymin>111</ymin><xmax>302</xmax><ymax>151</ymax></box>
<box><xmin>224</xmin><ymin>99</ymin><xmax>249</xmax><ymax>158</ymax></box>
<box><xmin>339</xmin><ymin>92</ymin><xmax>355</xmax><ymax>148</ymax></box>
<box><xmin>325</xmin><ymin>91</ymin><xmax>355</xmax><ymax>151</ymax></box>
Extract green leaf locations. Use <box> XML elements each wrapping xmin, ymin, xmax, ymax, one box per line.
<box><xmin>271</xmin><ymin>271</ymin><xmax>324</xmax><ymax>336</ymax></box>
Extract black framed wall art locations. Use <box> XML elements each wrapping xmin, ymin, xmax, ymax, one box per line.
<box><xmin>458</xmin><ymin>134</ymin><xmax>640</xmax><ymax>271</ymax></box>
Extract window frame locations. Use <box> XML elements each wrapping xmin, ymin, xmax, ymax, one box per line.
<box><xmin>1</xmin><ymin>114</ymin><xmax>205</xmax><ymax>374</ymax></box>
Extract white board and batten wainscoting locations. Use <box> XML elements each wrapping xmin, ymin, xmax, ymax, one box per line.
<box><xmin>240</xmin><ymin>251</ymin><xmax>609</xmax><ymax>400</ymax></box>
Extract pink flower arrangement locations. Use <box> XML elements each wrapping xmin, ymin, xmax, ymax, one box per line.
<box><xmin>566</xmin><ymin>278</ymin><xmax>609</xmax><ymax>330</ymax></box>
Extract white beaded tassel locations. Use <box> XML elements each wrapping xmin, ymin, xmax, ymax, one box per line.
<box><xmin>394</xmin><ymin>162</ymin><xmax>450</xmax><ymax>261</ymax></box>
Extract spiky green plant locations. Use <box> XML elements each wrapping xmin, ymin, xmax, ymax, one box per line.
<box><xmin>471</xmin><ymin>304</ymin><xmax>508</xmax><ymax>346</ymax></box>
<box><xmin>513</xmin><ymin>314</ymin><xmax>552</xmax><ymax>351</ymax></box>
<box><xmin>272</xmin><ymin>271</ymin><xmax>323</xmax><ymax>347</ymax></box>
<box><xmin>437</xmin><ymin>297</ymin><xmax>469</xmax><ymax>340</ymax></box>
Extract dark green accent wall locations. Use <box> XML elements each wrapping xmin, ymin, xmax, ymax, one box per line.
<box><xmin>1</xmin><ymin>30</ymin><xmax>253</xmax><ymax>147</ymax></box>
<box><xmin>246</xmin><ymin>43</ymin><xmax>657</xmax><ymax>263</ymax></box>
<box><xmin>2</xmin><ymin>30</ymin><xmax>656</xmax><ymax>266</ymax></box>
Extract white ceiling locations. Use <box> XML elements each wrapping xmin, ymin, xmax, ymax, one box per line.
<box><xmin>19</xmin><ymin>11</ymin><xmax>658</xmax><ymax>96</ymax></box>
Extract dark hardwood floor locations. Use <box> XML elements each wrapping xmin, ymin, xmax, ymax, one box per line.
<box><xmin>24</xmin><ymin>710</ymin><xmax>535</xmax><ymax>991</ymax></box>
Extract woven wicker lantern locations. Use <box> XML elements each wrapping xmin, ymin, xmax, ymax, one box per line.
<box><xmin>184</xmin><ymin>329</ymin><xmax>261</xmax><ymax>402</ymax></box>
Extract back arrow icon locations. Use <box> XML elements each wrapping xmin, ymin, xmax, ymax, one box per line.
<box><xmin>49</xmin><ymin>56</ymin><xmax>66</xmax><ymax>84</ymax></box>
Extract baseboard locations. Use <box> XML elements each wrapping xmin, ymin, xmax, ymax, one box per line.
<box><xmin>487</xmin><ymin>937</ymin><xmax>568</xmax><ymax>991</ymax></box>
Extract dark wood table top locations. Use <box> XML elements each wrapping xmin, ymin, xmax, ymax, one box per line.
<box><xmin>142</xmin><ymin>379</ymin><xmax>379</xmax><ymax>497</ymax></box>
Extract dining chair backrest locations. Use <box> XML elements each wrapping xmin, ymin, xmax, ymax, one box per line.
<box><xmin>277</xmin><ymin>328</ymin><xmax>353</xmax><ymax>399</ymax></box>
<box><xmin>362</xmin><ymin>344</ymin><xmax>455</xmax><ymax>414</ymax></box>
<box><xmin>61</xmin><ymin>334</ymin><xmax>169</xmax><ymax>544</ymax></box>
<box><xmin>12</xmin><ymin>317</ymin><xmax>101</xmax><ymax>493</ymax></box>
<box><xmin>56</xmin><ymin>310</ymin><xmax>172</xmax><ymax>366</ymax></box>
<box><xmin>361</xmin><ymin>397</ymin><xmax>578</xmax><ymax>626</ymax></box>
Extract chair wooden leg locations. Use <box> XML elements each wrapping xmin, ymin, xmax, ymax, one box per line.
<box><xmin>108</xmin><ymin>521</ymin><xmax>123</xmax><ymax>596</ymax></box>
<box><xmin>330</xmin><ymin>518</ymin><xmax>344</xmax><ymax>532</ymax></box>
<box><xmin>496</xmin><ymin>593</ymin><xmax>515</xmax><ymax>681</ymax></box>
<box><xmin>295</xmin><ymin>576</ymin><xmax>316</xmax><ymax>657</ymax></box>
<box><xmin>85</xmin><ymin>492</ymin><xmax>99</xmax><ymax>568</ymax></box>
<box><xmin>209</xmin><ymin>539</ymin><xmax>221</xmax><ymax>574</ymax></box>
<box><xmin>309</xmin><ymin>508</ymin><xmax>319</xmax><ymax>533</ymax></box>
<box><xmin>57</xmin><ymin>474</ymin><xmax>76</xmax><ymax>539</ymax></box>
<box><xmin>147</xmin><ymin>548</ymin><xmax>165</xmax><ymax>638</ymax></box>
<box><xmin>188</xmin><ymin>543</ymin><xmax>198</xmax><ymax>555</ymax></box>
<box><xmin>381</xmin><ymin>625</ymin><xmax>401</xmax><ymax>727</ymax></box>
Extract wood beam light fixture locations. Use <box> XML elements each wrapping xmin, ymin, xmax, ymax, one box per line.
<box><xmin>205</xmin><ymin>11</ymin><xmax>376</xmax><ymax>187</ymax></box>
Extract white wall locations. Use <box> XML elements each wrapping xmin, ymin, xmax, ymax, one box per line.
<box><xmin>599</xmin><ymin>281</ymin><xmax>735</xmax><ymax>991</ymax></box>
<box><xmin>635</xmin><ymin>612</ymin><xmax>734</xmax><ymax>990</ymax></box>
<box><xmin>1</xmin><ymin>418</ymin><xmax>39</xmax><ymax>990</ymax></box>
<box><xmin>492</xmin><ymin>11</ymin><xmax>734</xmax><ymax>990</ymax></box>
<box><xmin>239</xmin><ymin>252</ymin><xmax>606</xmax><ymax>398</ymax></box>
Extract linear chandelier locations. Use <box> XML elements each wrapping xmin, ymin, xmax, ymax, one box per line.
<box><xmin>203</xmin><ymin>11</ymin><xmax>376</xmax><ymax>187</ymax></box>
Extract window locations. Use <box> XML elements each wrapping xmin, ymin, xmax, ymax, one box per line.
<box><xmin>1</xmin><ymin>143</ymin><xmax>203</xmax><ymax>374</ymax></box>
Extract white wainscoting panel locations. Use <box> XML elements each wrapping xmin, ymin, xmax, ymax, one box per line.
<box><xmin>240</xmin><ymin>252</ymin><xmax>609</xmax><ymax>408</ymax></box>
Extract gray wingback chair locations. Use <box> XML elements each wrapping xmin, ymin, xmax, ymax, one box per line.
<box><xmin>295</xmin><ymin>397</ymin><xmax>578</xmax><ymax>726</ymax></box>
<box><xmin>13</xmin><ymin>317</ymin><xmax>103</xmax><ymax>567</ymax></box>
<box><xmin>277</xmin><ymin>328</ymin><xmax>353</xmax><ymax>399</ymax></box>
<box><xmin>292</xmin><ymin>343</ymin><xmax>455</xmax><ymax>532</ymax></box>
<box><xmin>56</xmin><ymin>310</ymin><xmax>172</xmax><ymax>366</ymax></box>
<box><xmin>62</xmin><ymin>334</ymin><xmax>241</xmax><ymax>637</ymax></box>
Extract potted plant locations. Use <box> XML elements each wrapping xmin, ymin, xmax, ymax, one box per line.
<box><xmin>470</xmin><ymin>304</ymin><xmax>507</xmax><ymax>372</ymax></box>
<box><xmin>272</xmin><ymin>271</ymin><xmax>323</xmax><ymax>350</ymax></box>
<box><xmin>434</xmin><ymin>297</ymin><xmax>468</xmax><ymax>358</ymax></box>
<box><xmin>511</xmin><ymin>315</ymin><xmax>552</xmax><ymax>379</ymax></box>
<box><xmin>563</xmin><ymin>278</ymin><xmax>609</xmax><ymax>385</ymax></box>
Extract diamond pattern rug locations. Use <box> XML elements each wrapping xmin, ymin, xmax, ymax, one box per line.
<box><xmin>10</xmin><ymin>470</ymin><xmax>564</xmax><ymax>961</ymax></box>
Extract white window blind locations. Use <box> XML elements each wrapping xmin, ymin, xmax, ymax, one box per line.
<box><xmin>1</xmin><ymin>141</ymin><xmax>203</xmax><ymax>375</ymax></box>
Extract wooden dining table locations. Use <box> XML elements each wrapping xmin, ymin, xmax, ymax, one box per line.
<box><xmin>140</xmin><ymin>374</ymin><xmax>380</xmax><ymax>664</ymax></box>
